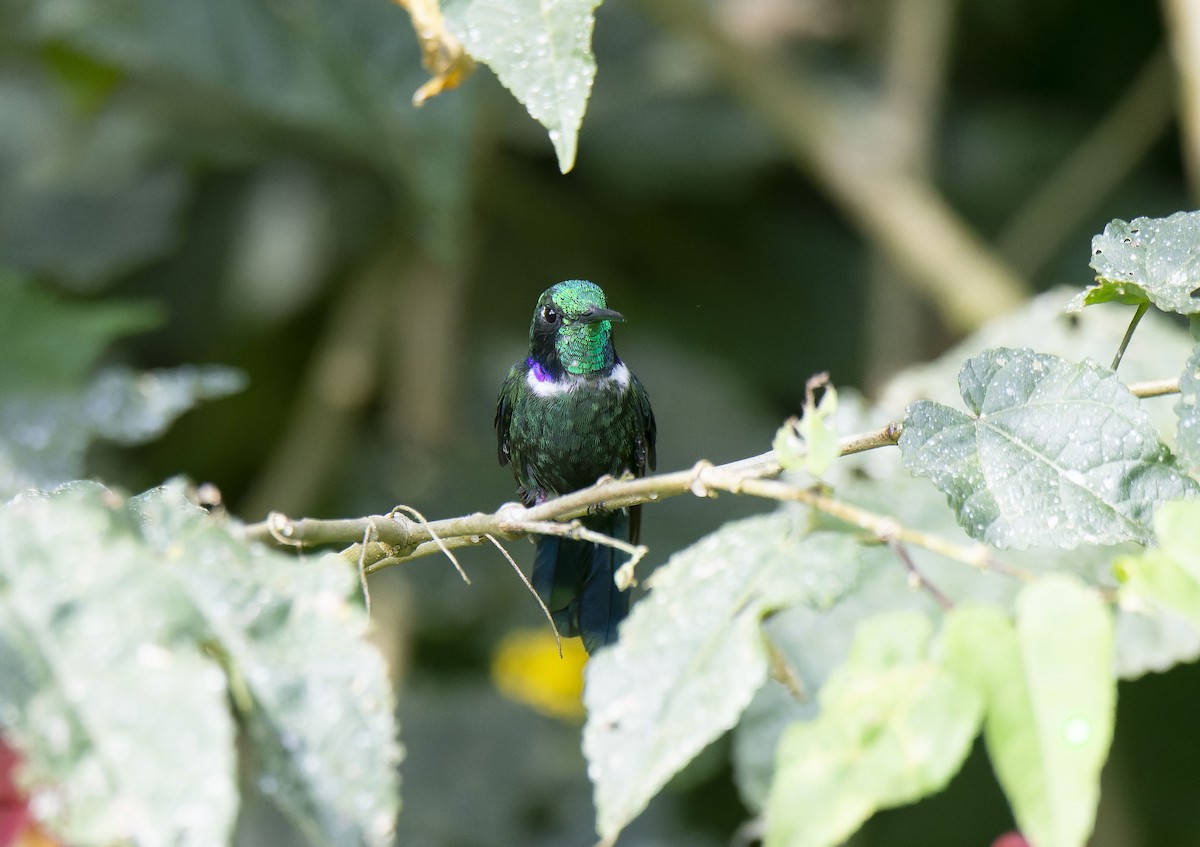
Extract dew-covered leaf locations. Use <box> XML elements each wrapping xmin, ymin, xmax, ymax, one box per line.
<box><xmin>942</xmin><ymin>576</ymin><xmax>1115</xmax><ymax>847</ymax></box>
<box><xmin>583</xmin><ymin>516</ymin><xmax>862</xmax><ymax>843</ymax></box>
<box><xmin>0</xmin><ymin>481</ymin><xmax>400</xmax><ymax>846</ymax></box>
<box><xmin>1176</xmin><ymin>346</ymin><xmax>1200</xmax><ymax>470</ymax></box>
<box><xmin>132</xmin><ymin>482</ymin><xmax>402</xmax><ymax>847</ymax></box>
<box><xmin>899</xmin><ymin>347</ymin><xmax>1197</xmax><ymax>549</ymax></box>
<box><xmin>443</xmin><ymin>0</ymin><xmax>598</xmax><ymax>172</ymax></box>
<box><xmin>1066</xmin><ymin>211</ymin><xmax>1200</xmax><ymax>314</ymax></box>
<box><xmin>763</xmin><ymin>612</ymin><xmax>982</xmax><ymax>847</ymax></box>
<box><xmin>0</xmin><ymin>482</ymin><xmax>237</xmax><ymax>847</ymax></box>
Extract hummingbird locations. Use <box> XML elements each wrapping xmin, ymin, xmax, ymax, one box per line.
<box><xmin>495</xmin><ymin>280</ymin><xmax>656</xmax><ymax>653</ymax></box>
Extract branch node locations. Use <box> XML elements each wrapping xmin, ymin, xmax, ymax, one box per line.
<box><xmin>266</xmin><ymin>512</ymin><xmax>303</xmax><ymax>547</ymax></box>
<box><xmin>689</xmin><ymin>459</ymin><xmax>717</xmax><ymax>497</ymax></box>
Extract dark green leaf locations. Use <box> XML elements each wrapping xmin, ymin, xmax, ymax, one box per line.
<box><xmin>900</xmin><ymin>347</ymin><xmax>1197</xmax><ymax>549</ymax></box>
<box><xmin>0</xmin><ymin>274</ymin><xmax>160</xmax><ymax>394</ymax></box>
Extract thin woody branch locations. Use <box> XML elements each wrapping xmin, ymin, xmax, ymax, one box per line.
<box><xmin>240</xmin><ymin>376</ymin><xmax>1179</xmax><ymax>576</ymax></box>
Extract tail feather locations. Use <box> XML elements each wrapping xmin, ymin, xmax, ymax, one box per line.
<box><xmin>531</xmin><ymin>511</ymin><xmax>631</xmax><ymax>653</ymax></box>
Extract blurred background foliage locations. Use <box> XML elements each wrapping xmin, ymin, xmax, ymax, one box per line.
<box><xmin>2</xmin><ymin>0</ymin><xmax>1200</xmax><ymax>843</ymax></box>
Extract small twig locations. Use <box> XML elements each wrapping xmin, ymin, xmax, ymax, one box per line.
<box><xmin>1111</xmin><ymin>302</ymin><xmax>1150</xmax><ymax>371</ymax></box>
<box><xmin>389</xmin><ymin>504</ymin><xmax>470</xmax><ymax>584</ymax></box>
<box><xmin>763</xmin><ymin>632</ymin><xmax>808</xmax><ymax>702</ymax></box>
<box><xmin>484</xmin><ymin>533</ymin><xmax>562</xmax><ymax>657</ymax></box>
<box><xmin>357</xmin><ymin>523</ymin><xmax>374</xmax><ymax>616</ymax></box>
<box><xmin>885</xmin><ymin>537</ymin><xmax>954</xmax><ymax>610</ymax></box>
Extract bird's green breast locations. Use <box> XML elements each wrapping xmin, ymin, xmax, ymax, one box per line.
<box><xmin>507</xmin><ymin>367</ymin><xmax>643</xmax><ymax>498</ymax></box>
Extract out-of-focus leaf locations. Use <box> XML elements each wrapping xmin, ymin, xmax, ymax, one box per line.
<box><xmin>443</xmin><ymin>0</ymin><xmax>599</xmax><ymax>172</ymax></box>
<box><xmin>583</xmin><ymin>517</ymin><xmax>862</xmax><ymax>843</ymax></box>
<box><xmin>0</xmin><ymin>75</ymin><xmax>185</xmax><ymax>288</ymax></box>
<box><xmin>1176</xmin><ymin>346</ymin><xmax>1200</xmax><ymax>470</ymax></box>
<box><xmin>132</xmin><ymin>482</ymin><xmax>402</xmax><ymax>847</ymax></box>
<box><xmin>942</xmin><ymin>576</ymin><xmax>1115</xmax><ymax>847</ymax></box>
<box><xmin>1066</xmin><ymin>212</ymin><xmax>1200</xmax><ymax>314</ymax></box>
<box><xmin>0</xmin><ymin>482</ymin><xmax>237</xmax><ymax>847</ymax></box>
<box><xmin>0</xmin><ymin>481</ymin><xmax>401</xmax><ymax>846</ymax></box>
<box><xmin>86</xmin><ymin>366</ymin><xmax>246</xmax><ymax>443</ymax></box>
<box><xmin>0</xmin><ymin>274</ymin><xmax>160</xmax><ymax>394</ymax></box>
<box><xmin>900</xmin><ymin>347</ymin><xmax>1196</xmax><ymax>549</ymax></box>
<box><xmin>0</xmin><ymin>365</ymin><xmax>243</xmax><ymax>498</ymax></box>
<box><xmin>763</xmin><ymin>612</ymin><xmax>981</xmax><ymax>847</ymax></box>
<box><xmin>1117</xmin><ymin>500</ymin><xmax>1200</xmax><ymax>633</ymax></box>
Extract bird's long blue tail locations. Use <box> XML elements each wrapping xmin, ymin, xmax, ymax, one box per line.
<box><xmin>532</xmin><ymin>510</ymin><xmax>630</xmax><ymax>654</ymax></box>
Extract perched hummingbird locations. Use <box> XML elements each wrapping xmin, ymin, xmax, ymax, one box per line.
<box><xmin>495</xmin><ymin>280</ymin><xmax>656</xmax><ymax>653</ymax></box>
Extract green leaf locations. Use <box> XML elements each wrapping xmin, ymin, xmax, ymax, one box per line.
<box><xmin>0</xmin><ymin>364</ymin><xmax>244</xmax><ymax>498</ymax></box>
<box><xmin>0</xmin><ymin>482</ymin><xmax>237</xmax><ymax>847</ymax></box>
<box><xmin>583</xmin><ymin>516</ymin><xmax>862</xmax><ymax>843</ymax></box>
<box><xmin>899</xmin><ymin>347</ymin><xmax>1197</xmax><ymax>549</ymax></box>
<box><xmin>0</xmin><ymin>274</ymin><xmax>161</xmax><ymax>394</ymax></box>
<box><xmin>132</xmin><ymin>482</ymin><xmax>402</xmax><ymax>847</ymax></box>
<box><xmin>1066</xmin><ymin>211</ymin><xmax>1200</xmax><ymax>314</ymax></box>
<box><xmin>763</xmin><ymin>612</ymin><xmax>982</xmax><ymax>847</ymax></box>
<box><xmin>1176</xmin><ymin>345</ymin><xmax>1200</xmax><ymax>471</ymax></box>
<box><xmin>774</xmin><ymin>382</ymin><xmax>840</xmax><ymax>478</ymax></box>
<box><xmin>0</xmin><ymin>481</ymin><xmax>400</xmax><ymax>847</ymax></box>
<box><xmin>1117</xmin><ymin>501</ymin><xmax>1200</xmax><ymax>632</ymax></box>
<box><xmin>942</xmin><ymin>576</ymin><xmax>1115</xmax><ymax>847</ymax></box>
<box><xmin>443</xmin><ymin>0</ymin><xmax>599</xmax><ymax>172</ymax></box>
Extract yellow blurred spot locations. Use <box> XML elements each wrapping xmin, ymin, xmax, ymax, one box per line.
<box><xmin>491</xmin><ymin>628</ymin><xmax>588</xmax><ymax>721</ymax></box>
<box><xmin>393</xmin><ymin>0</ymin><xmax>476</xmax><ymax>106</ymax></box>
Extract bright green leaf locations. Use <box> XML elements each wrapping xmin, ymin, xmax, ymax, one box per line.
<box><xmin>942</xmin><ymin>576</ymin><xmax>1115</xmax><ymax>847</ymax></box>
<box><xmin>900</xmin><ymin>347</ymin><xmax>1197</xmax><ymax>549</ymax></box>
<box><xmin>1117</xmin><ymin>550</ymin><xmax>1200</xmax><ymax>630</ymax></box>
<box><xmin>764</xmin><ymin>612</ymin><xmax>982</xmax><ymax>847</ymax></box>
<box><xmin>774</xmin><ymin>382</ymin><xmax>840</xmax><ymax>478</ymax></box>
<box><xmin>584</xmin><ymin>517</ymin><xmax>862</xmax><ymax>843</ymax></box>
<box><xmin>443</xmin><ymin>0</ymin><xmax>598</xmax><ymax>172</ymax></box>
<box><xmin>1066</xmin><ymin>211</ymin><xmax>1200</xmax><ymax>314</ymax></box>
<box><xmin>1116</xmin><ymin>501</ymin><xmax>1200</xmax><ymax>638</ymax></box>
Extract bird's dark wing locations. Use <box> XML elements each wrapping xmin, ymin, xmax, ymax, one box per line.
<box><xmin>629</xmin><ymin>373</ymin><xmax>656</xmax><ymax>546</ymax></box>
<box><xmin>494</xmin><ymin>362</ymin><xmax>524</xmax><ymax>467</ymax></box>
<box><xmin>632</xmin><ymin>372</ymin><xmax>657</xmax><ymax>474</ymax></box>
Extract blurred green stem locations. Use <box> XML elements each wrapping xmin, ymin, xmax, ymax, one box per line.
<box><xmin>639</xmin><ymin>0</ymin><xmax>1029</xmax><ymax>332</ymax></box>
<box><xmin>996</xmin><ymin>47</ymin><xmax>1176</xmax><ymax>278</ymax></box>
<box><xmin>1163</xmin><ymin>0</ymin><xmax>1200</xmax><ymax>199</ymax></box>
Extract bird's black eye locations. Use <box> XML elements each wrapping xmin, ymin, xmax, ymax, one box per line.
<box><xmin>541</xmin><ymin>305</ymin><xmax>560</xmax><ymax>325</ymax></box>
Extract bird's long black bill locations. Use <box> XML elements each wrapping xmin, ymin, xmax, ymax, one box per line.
<box><xmin>579</xmin><ymin>307</ymin><xmax>625</xmax><ymax>324</ymax></box>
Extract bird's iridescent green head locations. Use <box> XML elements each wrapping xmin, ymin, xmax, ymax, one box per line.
<box><xmin>527</xmin><ymin>280</ymin><xmax>624</xmax><ymax>376</ymax></box>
